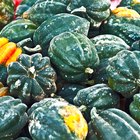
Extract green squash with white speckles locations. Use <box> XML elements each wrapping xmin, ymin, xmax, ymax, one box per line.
<box><xmin>67</xmin><ymin>0</ymin><xmax>110</xmax><ymax>27</ymax></box>
<box><xmin>107</xmin><ymin>50</ymin><xmax>140</xmax><ymax>98</ymax></box>
<box><xmin>0</xmin><ymin>96</ymin><xmax>28</xmax><ymax>140</ymax></box>
<box><xmin>7</xmin><ymin>53</ymin><xmax>57</xmax><ymax>104</ymax></box>
<box><xmin>48</xmin><ymin>32</ymin><xmax>99</xmax><ymax>84</ymax></box>
<box><xmin>28</xmin><ymin>98</ymin><xmax>88</xmax><ymax>140</ymax></box>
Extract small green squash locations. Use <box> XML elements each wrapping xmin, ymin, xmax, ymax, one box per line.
<box><xmin>107</xmin><ymin>50</ymin><xmax>140</xmax><ymax>98</ymax></box>
<box><xmin>7</xmin><ymin>53</ymin><xmax>57</xmax><ymax>104</ymax></box>
<box><xmin>90</xmin><ymin>34</ymin><xmax>130</xmax><ymax>83</ymax></box>
<box><xmin>28</xmin><ymin>98</ymin><xmax>88</xmax><ymax>140</ymax></box>
<box><xmin>23</xmin><ymin>1</ymin><xmax>67</xmax><ymax>25</ymax></box>
<box><xmin>101</xmin><ymin>7</ymin><xmax>140</xmax><ymax>46</ymax></box>
<box><xmin>0</xmin><ymin>96</ymin><xmax>28</xmax><ymax>140</ymax></box>
<box><xmin>33</xmin><ymin>13</ymin><xmax>90</xmax><ymax>55</ymax></box>
<box><xmin>48</xmin><ymin>32</ymin><xmax>99</xmax><ymax>84</ymax></box>
<box><xmin>67</xmin><ymin>0</ymin><xmax>110</xmax><ymax>27</ymax></box>
<box><xmin>0</xmin><ymin>19</ymin><xmax>37</xmax><ymax>43</ymax></box>
<box><xmin>74</xmin><ymin>84</ymin><xmax>120</xmax><ymax>121</ymax></box>
<box><xmin>129</xmin><ymin>93</ymin><xmax>140</xmax><ymax>123</ymax></box>
<box><xmin>87</xmin><ymin>107</ymin><xmax>140</xmax><ymax>140</ymax></box>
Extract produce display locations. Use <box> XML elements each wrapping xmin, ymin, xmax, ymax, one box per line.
<box><xmin>1</xmin><ymin>0</ymin><xmax>140</xmax><ymax>139</ymax></box>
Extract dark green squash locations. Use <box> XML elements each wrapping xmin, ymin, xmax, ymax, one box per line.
<box><xmin>57</xmin><ymin>84</ymin><xmax>85</xmax><ymax>104</ymax></box>
<box><xmin>28</xmin><ymin>98</ymin><xmax>88</xmax><ymax>140</ymax></box>
<box><xmin>129</xmin><ymin>93</ymin><xmax>140</xmax><ymax>123</ymax></box>
<box><xmin>120</xmin><ymin>0</ymin><xmax>140</xmax><ymax>14</ymax></box>
<box><xmin>7</xmin><ymin>53</ymin><xmax>57</xmax><ymax>104</ymax></box>
<box><xmin>90</xmin><ymin>34</ymin><xmax>130</xmax><ymax>83</ymax></box>
<box><xmin>34</xmin><ymin>0</ymin><xmax>70</xmax><ymax>5</ymax></box>
<box><xmin>131</xmin><ymin>40</ymin><xmax>140</xmax><ymax>51</ymax></box>
<box><xmin>101</xmin><ymin>7</ymin><xmax>140</xmax><ymax>46</ymax></box>
<box><xmin>87</xmin><ymin>107</ymin><xmax>140</xmax><ymax>140</ymax></box>
<box><xmin>0</xmin><ymin>19</ymin><xmax>37</xmax><ymax>43</ymax></box>
<box><xmin>33</xmin><ymin>13</ymin><xmax>90</xmax><ymax>55</ymax></box>
<box><xmin>67</xmin><ymin>0</ymin><xmax>110</xmax><ymax>27</ymax></box>
<box><xmin>23</xmin><ymin>1</ymin><xmax>67</xmax><ymax>25</ymax></box>
<box><xmin>48</xmin><ymin>32</ymin><xmax>99</xmax><ymax>84</ymax></box>
<box><xmin>107</xmin><ymin>50</ymin><xmax>140</xmax><ymax>98</ymax></box>
<box><xmin>0</xmin><ymin>96</ymin><xmax>28</xmax><ymax>140</ymax></box>
<box><xmin>74</xmin><ymin>84</ymin><xmax>120</xmax><ymax>121</ymax></box>
<box><xmin>0</xmin><ymin>0</ymin><xmax>14</xmax><ymax>29</ymax></box>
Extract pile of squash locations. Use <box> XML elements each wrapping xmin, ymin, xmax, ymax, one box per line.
<box><xmin>1</xmin><ymin>0</ymin><xmax>140</xmax><ymax>139</ymax></box>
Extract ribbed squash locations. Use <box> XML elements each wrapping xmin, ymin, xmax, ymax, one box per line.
<box><xmin>87</xmin><ymin>108</ymin><xmax>140</xmax><ymax>140</ymax></box>
<box><xmin>74</xmin><ymin>84</ymin><xmax>120</xmax><ymax>121</ymax></box>
<box><xmin>120</xmin><ymin>0</ymin><xmax>140</xmax><ymax>14</ymax></box>
<box><xmin>48</xmin><ymin>32</ymin><xmax>99</xmax><ymax>84</ymax></box>
<box><xmin>33</xmin><ymin>13</ymin><xmax>90</xmax><ymax>55</ymax></box>
<box><xmin>0</xmin><ymin>96</ymin><xmax>28</xmax><ymax>140</ymax></box>
<box><xmin>0</xmin><ymin>82</ymin><xmax>8</xmax><ymax>97</ymax></box>
<box><xmin>129</xmin><ymin>93</ymin><xmax>140</xmax><ymax>123</ymax></box>
<box><xmin>28</xmin><ymin>98</ymin><xmax>88</xmax><ymax>140</ymax></box>
<box><xmin>67</xmin><ymin>0</ymin><xmax>111</xmax><ymax>27</ymax></box>
<box><xmin>102</xmin><ymin>7</ymin><xmax>140</xmax><ymax>46</ymax></box>
<box><xmin>90</xmin><ymin>34</ymin><xmax>130</xmax><ymax>83</ymax></box>
<box><xmin>7</xmin><ymin>53</ymin><xmax>57</xmax><ymax>104</ymax></box>
<box><xmin>0</xmin><ymin>0</ymin><xmax>14</xmax><ymax>29</ymax></box>
<box><xmin>0</xmin><ymin>19</ymin><xmax>37</xmax><ymax>43</ymax></box>
<box><xmin>23</xmin><ymin>1</ymin><xmax>67</xmax><ymax>25</ymax></box>
<box><xmin>0</xmin><ymin>37</ymin><xmax>22</xmax><ymax>66</ymax></box>
<box><xmin>107</xmin><ymin>50</ymin><xmax>140</xmax><ymax>98</ymax></box>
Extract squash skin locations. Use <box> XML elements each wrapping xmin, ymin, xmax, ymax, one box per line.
<box><xmin>87</xmin><ymin>108</ymin><xmax>140</xmax><ymax>140</ymax></box>
<box><xmin>23</xmin><ymin>1</ymin><xmax>67</xmax><ymax>25</ymax></box>
<box><xmin>58</xmin><ymin>84</ymin><xmax>85</xmax><ymax>104</ymax></box>
<box><xmin>33</xmin><ymin>13</ymin><xmax>90</xmax><ymax>55</ymax></box>
<box><xmin>0</xmin><ymin>65</ymin><xmax>7</xmax><ymax>85</ymax></box>
<box><xmin>67</xmin><ymin>0</ymin><xmax>111</xmax><ymax>27</ymax></box>
<box><xmin>16</xmin><ymin>137</ymin><xmax>31</xmax><ymax>140</ymax></box>
<box><xmin>0</xmin><ymin>0</ymin><xmax>14</xmax><ymax>29</ymax></box>
<box><xmin>48</xmin><ymin>32</ymin><xmax>99</xmax><ymax>83</ymax></box>
<box><xmin>129</xmin><ymin>93</ymin><xmax>140</xmax><ymax>123</ymax></box>
<box><xmin>101</xmin><ymin>8</ymin><xmax>140</xmax><ymax>46</ymax></box>
<box><xmin>74</xmin><ymin>84</ymin><xmax>120</xmax><ymax>117</ymax></box>
<box><xmin>0</xmin><ymin>96</ymin><xmax>28</xmax><ymax>140</ymax></box>
<box><xmin>28</xmin><ymin>98</ymin><xmax>88</xmax><ymax>140</ymax></box>
<box><xmin>0</xmin><ymin>19</ymin><xmax>37</xmax><ymax>43</ymax></box>
<box><xmin>7</xmin><ymin>53</ymin><xmax>57</xmax><ymax>104</ymax></box>
<box><xmin>107</xmin><ymin>50</ymin><xmax>140</xmax><ymax>98</ymax></box>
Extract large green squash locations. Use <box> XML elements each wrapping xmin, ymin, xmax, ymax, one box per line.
<box><xmin>23</xmin><ymin>1</ymin><xmax>67</xmax><ymax>25</ymax></box>
<box><xmin>0</xmin><ymin>0</ymin><xmax>14</xmax><ymax>29</ymax></box>
<box><xmin>48</xmin><ymin>32</ymin><xmax>99</xmax><ymax>84</ymax></box>
<box><xmin>67</xmin><ymin>0</ymin><xmax>110</xmax><ymax>27</ymax></box>
<box><xmin>87</xmin><ymin>108</ymin><xmax>140</xmax><ymax>140</ymax></box>
<box><xmin>7</xmin><ymin>53</ymin><xmax>57</xmax><ymax>104</ymax></box>
<box><xmin>107</xmin><ymin>50</ymin><xmax>140</xmax><ymax>98</ymax></box>
<box><xmin>74</xmin><ymin>84</ymin><xmax>120</xmax><ymax>121</ymax></box>
<box><xmin>28</xmin><ymin>98</ymin><xmax>88</xmax><ymax>140</ymax></box>
<box><xmin>129</xmin><ymin>93</ymin><xmax>140</xmax><ymax>123</ymax></box>
<box><xmin>0</xmin><ymin>96</ymin><xmax>28</xmax><ymax>140</ymax></box>
<box><xmin>101</xmin><ymin>7</ymin><xmax>140</xmax><ymax>46</ymax></box>
<box><xmin>0</xmin><ymin>19</ymin><xmax>37</xmax><ymax>43</ymax></box>
<box><xmin>120</xmin><ymin>0</ymin><xmax>140</xmax><ymax>14</ymax></box>
<box><xmin>90</xmin><ymin>34</ymin><xmax>130</xmax><ymax>83</ymax></box>
<box><xmin>33</xmin><ymin>13</ymin><xmax>90</xmax><ymax>55</ymax></box>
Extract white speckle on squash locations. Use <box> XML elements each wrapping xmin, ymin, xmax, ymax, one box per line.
<box><xmin>15</xmin><ymin>80</ymin><xmax>21</xmax><ymax>88</ymax></box>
